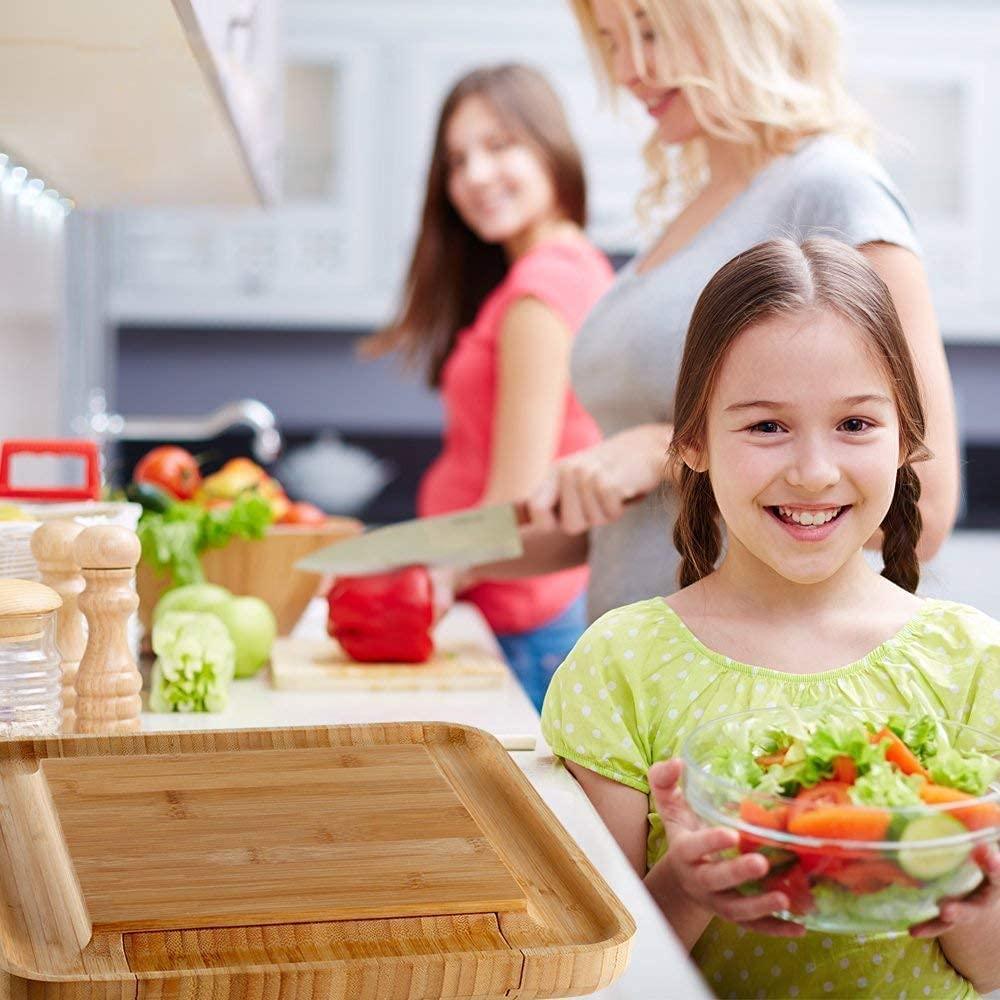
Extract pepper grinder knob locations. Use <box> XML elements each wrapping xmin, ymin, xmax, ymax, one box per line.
<box><xmin>31</xmin><ymin>520</ymin><xmax>86</xmax><ymax>733</ymax></box>
<box><xmin>73</xmin><ymin>525</ymin><xmax>143</xmax><ymax>735</ymax></box>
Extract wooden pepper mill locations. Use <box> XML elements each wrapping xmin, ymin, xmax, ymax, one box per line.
<box><xmin>30</xmin><ymin>520</ymin><xmax>86</xmax><ymax>733</ymax></box>
<box><xmin>73</xmin><ymin>524</ymin><xmax>143</xmax><ymax>735</ymax></box>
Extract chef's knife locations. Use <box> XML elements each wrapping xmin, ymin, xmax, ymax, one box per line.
<box><xmin>295</xmin><ymin>502</ymin><xmax>530</xmax><ymax>576</ymax></box>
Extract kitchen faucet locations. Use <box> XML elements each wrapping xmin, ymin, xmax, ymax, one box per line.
<box><xmin>75</xmin><ymin>390</ymin><xmax>283</xmax><ymax>466</ymax></box>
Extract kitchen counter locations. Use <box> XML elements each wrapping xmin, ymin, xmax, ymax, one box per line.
<box><xmin>140</xmin><ymin>598</ymin><xmax>710</xmax><ymax>1000</ymax></box>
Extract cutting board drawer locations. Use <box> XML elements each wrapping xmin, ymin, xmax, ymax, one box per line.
<box><xmin>0</xmin><ymin>723</ymin><xmax>634</xmax><ymax>999</ymax></box>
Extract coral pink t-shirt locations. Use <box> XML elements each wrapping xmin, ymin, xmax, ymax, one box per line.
<box><xmin>417</xmin><ymin>239</ymin><xmax>613</xmax><ymax>635</ymax></box>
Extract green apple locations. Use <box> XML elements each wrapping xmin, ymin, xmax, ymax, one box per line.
<box><xmin>213</xmin><ymin>596</ymin><xmax>277</xmax><ymax>678</ymax></box>
<box><xmin>153</xmin><ymin>583</ymin><xmax>232</xmax><ymax>623</ymax></box>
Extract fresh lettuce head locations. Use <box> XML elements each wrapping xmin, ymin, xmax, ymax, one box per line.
<box><xmin>149</xmin><ymin>610</ymin><xmax>236</xmax><ymax>713</ymax></box>
<box><xmin>926</xmin><ymin>747</ymin><xmax>1000</xmax><ymax>796</ymax></box>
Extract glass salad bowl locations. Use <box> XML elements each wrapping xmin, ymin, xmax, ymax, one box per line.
<box><xmin>681</xmin><ymin>706</ymin><xmax>1000</xmax><ymax>937</ymax></box>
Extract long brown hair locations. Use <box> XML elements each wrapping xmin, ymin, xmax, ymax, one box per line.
<box><xmin>365</xmin><ymin>64</ymin><xmax>587</xmax><ymax>387</ymax></box>
<box><xmin>670</xmin><ymin>238</ymin><xmax>929</xmax><ymax>592</ymax></box>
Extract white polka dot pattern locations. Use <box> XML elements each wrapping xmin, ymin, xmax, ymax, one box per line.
<box><xmin>538</xmin><ymin>596</ymin><xmax>1000</xmax><ymax>997</ymax></box>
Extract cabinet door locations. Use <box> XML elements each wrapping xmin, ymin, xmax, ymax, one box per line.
<box><xmin>843</xmin><ymin>2</ymin><xmax>1000</xmax><ymax>341</ymax></box>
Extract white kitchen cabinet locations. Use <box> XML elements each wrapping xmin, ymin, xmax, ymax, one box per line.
<box><xmin>104</xmin><ymin>0</ymin><xmax>1000</xmax><ymax>341</ymax></box>
<box><xmin>0</xmin><ymin>0</ymin><xmax>281</xmax><ymax>207</ymax></box>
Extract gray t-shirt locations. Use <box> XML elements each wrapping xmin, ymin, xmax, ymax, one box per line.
<box><xmin>572</xmin><ymin>134</ymin><xmax>920</xmax><ymax>621</ymax></box>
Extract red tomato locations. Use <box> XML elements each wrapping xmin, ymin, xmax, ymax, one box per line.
<box><xmin>762</xmin><ymin>864</ymin><xmax>815</xmax><ymax>916</ymax></box>
<box><xmin>134</xmin><ymin>446</ymin><xmax>202</xmax><ymax>500</ymax></box>
<box><xmin>279</xmin><ymin>501</ymin><xmax>328</xmax><ymax>525</ymax></box>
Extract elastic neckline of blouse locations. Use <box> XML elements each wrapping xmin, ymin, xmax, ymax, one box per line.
<box><xmin>655</xmin><ymin>597</ymin><xmax>946</xmax><ymax>684</ymax></box>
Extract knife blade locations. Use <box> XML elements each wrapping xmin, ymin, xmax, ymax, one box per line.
<box><xmin>295</xmin><ymin>503</ymin><xmax>527</xmax><ymax>576</ymax></box>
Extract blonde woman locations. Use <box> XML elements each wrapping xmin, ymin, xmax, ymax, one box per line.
<box><xmin>508</xmin><ymin>0</ymin><xmax>959</xmax><ymax>622</ymax></box>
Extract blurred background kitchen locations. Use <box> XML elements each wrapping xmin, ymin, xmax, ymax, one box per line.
<box><xmin>2</xmin><ymin>0</ymin><xmax>998</xmax><ymax>613</ymax></box>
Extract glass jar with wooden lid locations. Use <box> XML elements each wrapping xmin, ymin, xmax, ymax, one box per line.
<box><xmin>0</xmin><ymin>578</ymin><xmax>62</xmax><ymax>737</ymax></box>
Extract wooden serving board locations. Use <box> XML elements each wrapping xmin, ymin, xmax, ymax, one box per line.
<box><xmin>0</xmin><ymin>724</ymin><xmax>634</xmax><ymax>1000</ymax></box>
<box><xmin>271</xmin><ymin>604</ymin><xmax>510</xmax><ymax>690</ymax></box>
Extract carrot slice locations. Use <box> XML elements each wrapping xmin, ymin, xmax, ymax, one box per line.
<box><xmin>786</xmin><ymin>805</ymin><xmax>892</xmax><ymax>841</ymax></box>
<box><xmin>919</xmin><ymin>783</ymin><xmax>1000</xmax><ymax>831</ymax></box>
<box><xmin>832</xmin><ymin>755</ymin><xmax>858</xmax><ymax>784</ymax></box>
<box><xmin>788</xmin><ymin>781</ymin><xmax>852</xmax><ymax>824</ymax></box>
<box><xmin>740</xmin><ymin>799</ymin><xmax>789</xmax><ymax>830</ymax></box>
<box><xmin>755</xmin><ymin>752</ymin><xmax>787</xmax><ymax>768</ymax></box>
<box><xmin>871</xmin><ymin>728</ymin><xmax>930</xmax><ymax>779</ymax></box>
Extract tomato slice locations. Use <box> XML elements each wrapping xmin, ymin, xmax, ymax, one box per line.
<box><xmin>824</xmin><ymin>859</ymin><xmax>919</xmax><ymax>893</ymax></box>
<box><xmin>762</xmin><ymin>863</ymin><xmax>815</xmax><ymax>916</ymax></box>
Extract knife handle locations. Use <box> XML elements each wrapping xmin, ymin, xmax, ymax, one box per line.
<box><xmin>511</xmin><ymin>493</ymin><xmax>646</xmax><ymax>528</ymax></box>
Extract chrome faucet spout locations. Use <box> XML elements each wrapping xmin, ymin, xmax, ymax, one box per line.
<box><xmin>76</xmin><ymin>393</ymin><xmax>283</xmax><ymax>465</ymax></box>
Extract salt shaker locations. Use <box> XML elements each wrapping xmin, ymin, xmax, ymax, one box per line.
<box><xmin>0</xmin><ymin>578</ymin><xmax>63</xmax><ymax>737</ymax></box>
<box><xmin>73</xmin><ymin>525</ymin><xmax>143</xmax><ymax>735</ymax></box>
<box><xmin>31</xmin><ymin>520</ymin><xmax>86</xmax><ymax>733</ymax></box>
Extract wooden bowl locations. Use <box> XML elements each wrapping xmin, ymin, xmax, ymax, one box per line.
<box><xmin>136</xmin><ymin>517</ymin><xmax>362</xmax><ymax>636</ymax></box>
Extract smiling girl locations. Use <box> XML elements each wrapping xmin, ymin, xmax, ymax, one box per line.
<box><xmin>541</xmin><ymin>239</ymin><xmax>1000</xmax><ymax>998</ymax></box>
<box><xmin>367</xmin><ymin>65</ymin><xmax>613</xmax><ymax>709</ymax></box>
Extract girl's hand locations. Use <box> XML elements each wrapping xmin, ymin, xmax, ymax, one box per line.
<box><xmin>649</xmin><ymin>759</ymin><xmax>807</xmax><ymax>938</ymax></box>
<box><xmin>524</xmin><ymin>423</ymin><xmax>672</xmax><ymax>535</ymax></box>
<box><xmin>910</xmin><ymin>844</ymin><xmax>1000</xmax><ymax>938</ymax></box>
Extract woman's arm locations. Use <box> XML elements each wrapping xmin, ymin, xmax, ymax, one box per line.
<box><xmin>860</xmin><ymin>242</ymin><xmax>959</xmax><ymax>560</ymax></box>
<box><xmin>478</xmin><ymin>296</ymin><xmax>573</xmax><ymax>506</ymax></box>
<box><xmin>463</xmin><ymin>525</ymin><xmax>588</xmax><ymax>586</ymax></box>
<box><xmin>523</xmin><ymin>422</ymin><xmax>674</xmax><ymax>535</ymax></box>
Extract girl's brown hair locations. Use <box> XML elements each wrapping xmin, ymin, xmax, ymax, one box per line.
<box><xmin>670</xmin><ymin>237</ymin><xmax>929</xmax><ymax>592</ymax></box>
<box><xmin>365</xmin><ymin>64</ymin><xmax>586</xmax><ymax>387</ymax></box>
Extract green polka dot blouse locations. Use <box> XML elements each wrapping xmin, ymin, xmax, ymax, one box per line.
<box><xmin>540</xmin><ymin>597</ymin><xmax>1000</xmax><ymax>999</ymax></box>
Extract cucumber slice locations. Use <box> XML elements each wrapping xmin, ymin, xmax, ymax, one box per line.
<box><xmin>897</xmin><ymin>813</ymin><xmax>970</xmax><ymax>881</ymax></box>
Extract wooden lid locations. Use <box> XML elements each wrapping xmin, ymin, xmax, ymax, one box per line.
<box><xmin>74</xmin><ymin>525</ymin><xmax>141</xmax><ymax>570</ymax></box>
<box><xmin>0</xmin><ymin>578</ymin><xmax>62</xmax><ymax>638</ymax></box>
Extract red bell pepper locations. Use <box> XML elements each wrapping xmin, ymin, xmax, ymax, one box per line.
<box><xmin>326</xmin><ymin>565</ymin><xmax>435</xmax><ymax>663</ymax></box>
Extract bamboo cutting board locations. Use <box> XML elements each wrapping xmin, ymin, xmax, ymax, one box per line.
<box><xmin>0</xmin><ymin>723</ymin><xmax>635</xmax><ymax>1000</ymax></box>
<box><xmin>270</xmin><ymin>603</ymin><xmax>510</xmax><ymax>689</ymax></box>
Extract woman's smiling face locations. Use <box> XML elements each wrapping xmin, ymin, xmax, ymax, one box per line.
<box><xmin>444</xmin><ymin>94</ymin><xmax>560</xmax><ymax>251</ymax></box>
<box><xmin>590</xmin><ymin>0</ymin><xmax>702</xmax><ymax>146</ymax></box>
<box><xmin>696</xmin><ymin>308</ymin><xmax>903</xmax><ymax>585</ymax></box>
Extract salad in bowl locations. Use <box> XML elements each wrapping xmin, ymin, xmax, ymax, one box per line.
<box><xmin>681</xmin><ymin>707</ymin><xmax>1000</xmax><ymax>936</ymax></box>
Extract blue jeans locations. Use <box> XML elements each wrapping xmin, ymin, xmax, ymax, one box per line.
<box><xmin>497</xmin><ymin>594</ymin><xmax>588</xmax><ymax>713</ymax></box>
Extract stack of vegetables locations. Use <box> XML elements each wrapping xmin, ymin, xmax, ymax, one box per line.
<box><xmin>129</xmin><ymin>447</ymin><xmax>326</xmax><ymax>587</ymax></box>
<box><xmin>696</xmin><ymin>712</ymin><xmax>1000</xmax><ymax>930</ymax></box>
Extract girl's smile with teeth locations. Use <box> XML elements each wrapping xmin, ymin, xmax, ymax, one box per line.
<box><xmin>773</xmin><ymin>505</ymin><xmax>846</xmax><ymax>526</ymax></box>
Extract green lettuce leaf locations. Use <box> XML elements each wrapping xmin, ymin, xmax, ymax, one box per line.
<box><xmin>887</xmin><ymin>714</ymin><xmax>939</xmax><ymax>763</ymax></box>
<box><xmin>926</xmin><ymin>747</ymin><xmax>1000</xmax><ymax>796</ymax></box>
<box><xmin>848</xmin><ymin>761</ymin><xmax>924</xmax><ymax>807</ymax></box>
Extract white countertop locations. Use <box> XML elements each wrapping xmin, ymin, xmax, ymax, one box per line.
<box><xmin>140</xmin><ymin>598</ymin><xmax>710</xmax><ymax>1000</ymax></box>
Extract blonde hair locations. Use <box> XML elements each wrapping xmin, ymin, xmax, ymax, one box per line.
<box><xmin>570</xmin><ymin>0</ymin><xmax>873</xmax><ymax>220</ymax></box>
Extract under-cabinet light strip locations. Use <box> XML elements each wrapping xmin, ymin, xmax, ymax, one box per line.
<box><xmin>0</xmin><ymin>152</ymin><xmax>74</xmax><ymax>220</ymax></box>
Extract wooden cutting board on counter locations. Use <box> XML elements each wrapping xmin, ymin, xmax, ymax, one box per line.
<box><xmin>0</xmin><ymin>723</ymin><xmax>635</xmax><ymax>1000</ymax></box>
<box><xmin>270</xmin><ymin>602</ymin><xmax>510</xmax><ymax>690</ymax></box>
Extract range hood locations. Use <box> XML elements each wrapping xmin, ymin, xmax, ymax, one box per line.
<box><xmin>0</xmin><ymin>0</ymin><xmax>280</xmax><ymax>206</ymax></box>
